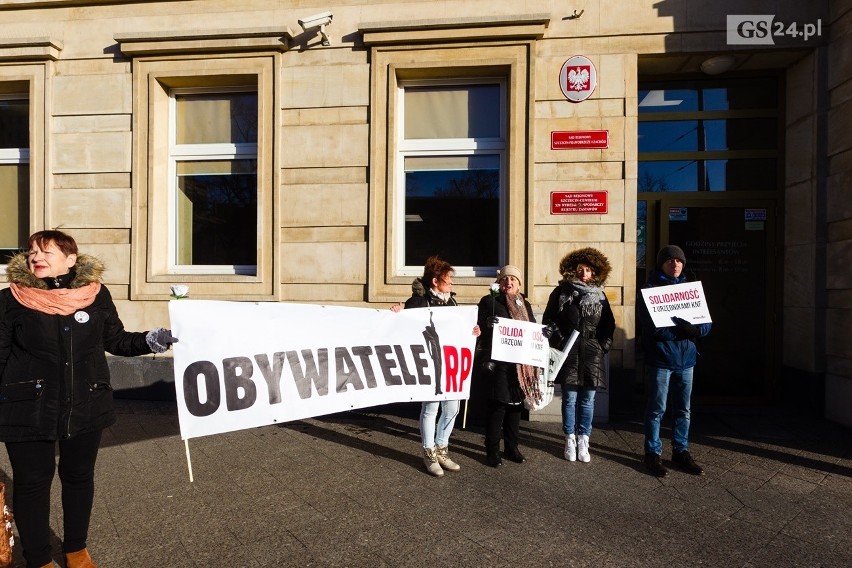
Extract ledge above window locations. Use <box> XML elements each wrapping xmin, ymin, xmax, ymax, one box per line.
<box><xmin>359</xmin><ymin>14</ymin><xmax>550</xmax><ymax>46</ymax></box>
<box><xmin>115</xmin><ymin>27</ymin><xmax>293</xmax><ymax>57</ymax></box>
<box><xmin>0</xmin><ymin>37</ymin><xmax>62</xmax><ymax>61</ymax></box>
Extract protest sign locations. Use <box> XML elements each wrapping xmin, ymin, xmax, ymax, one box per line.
<box><xmin>640</xmin><ymin>281</ymin><xmax>712</xmax><ymax>328</ymax></box>
<box><xmin>489</xmin><ymin>317</ymin><xmax>549</xmax><ymax>368</ymax></box>
<box><xmin>169</xmin><ymin>301</ymin><xmax>477</xmax><ymax>440</ymax></box>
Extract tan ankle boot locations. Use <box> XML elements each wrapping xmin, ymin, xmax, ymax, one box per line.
<box><xmin>435</xmin><ymin>445</ymin><xmax>461</xmax><ymax>471</ymax></box>
<box><xmin>422</xmin><ymin>447</ymin><xmax>444</xmax><ymax>477</ymax></box>
<box><xmin>65</xmin><ymin>548</ymin><xmax>97</xmax><ymax>568</ymax></box>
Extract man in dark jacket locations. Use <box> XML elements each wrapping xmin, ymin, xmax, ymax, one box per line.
<box><xmin>638</xmin><ymin>245</ymin><xmax>711</xmax><ymax>478</ymax></box>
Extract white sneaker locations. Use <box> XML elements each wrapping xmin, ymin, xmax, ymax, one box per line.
<box><xmin>564</xmin><ymin>434</ymin><xmax>577</xmax><ymax>461</ymax></box>
<box><xmin>577</xmin><ymin>434</ymin><xmax>591</xmax><ymax>463</ymax></box>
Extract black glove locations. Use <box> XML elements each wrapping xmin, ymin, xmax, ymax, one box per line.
<box><xmin>541</xmin><ymin>322</ymin><xmax>562</xmax><ymax>339</ymax></box>
<box><xmin>671</xmin><ymin>317</ymin><xmax>700</xmax><ymax>339</ymax></box>
<box><xmin>146</xmin><ymin>328</ymin><xmax>179</xmax><ymax>353</ymax></box>
<box><xmin>486</xmin><ymin>316</ymin><xmax>499</xmax><ymax>328</ymax></box>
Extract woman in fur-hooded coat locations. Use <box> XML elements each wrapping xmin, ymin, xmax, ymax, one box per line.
<box><xmin>542</xmin><ymin>247</ymin><xmax>615</xmax><ymax>463</ymax></box>
<box><xmin>0</xmin><ymin>230</ymin><xmax>176</xmax><ymax>568</ymax></box>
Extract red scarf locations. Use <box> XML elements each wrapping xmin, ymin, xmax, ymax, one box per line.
<box><xmin>10</xmin><ymin>282</ymin><xmax>100</xmax><ymax>316</ymax></box>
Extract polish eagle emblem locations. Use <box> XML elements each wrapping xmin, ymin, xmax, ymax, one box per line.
<box><xmin>567</xmin><ymin>66</ymin><xmax>591</xmax><ymax>91</ymax></box>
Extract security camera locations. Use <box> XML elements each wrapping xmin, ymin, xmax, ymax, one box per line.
<box><xmin>298</xmin><ymin>11</ymin><xmax>333</xmax><ymax>45</ymax></box>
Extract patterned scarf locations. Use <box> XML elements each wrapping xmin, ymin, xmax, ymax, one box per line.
<box><xmin>505</xmin><ymin>293</ymin><xmax>542</xmax><ymax>408</ymax></box>
<box><xmin>562</xmin><ymin>280</ymin><xmax>605</xmax><ymax>319</ymax></box>
<box><xmin>10</xmin><ymin>282</ymin><xmax>100</xmax><ymax>316</ymax></box>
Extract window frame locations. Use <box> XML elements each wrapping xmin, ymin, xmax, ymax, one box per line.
<box><xmin>167</xmin><ymin>86</ymin><xmax>259</xmax><ymax>275</ymax></box>
<box><xmin>366</xmin><ymin>43</ymin><xmax>533</xmax><ymax>302</ymax></box>
<box><xmin>637</xmin><ymin>77</ymin><xmax>782</xmax><ymax>193</ymax></box>
<box><xmin>0</xmin><ymin>66</ymin><xmax>46</xmax><ymax>274</ymax></box>
<box><xmin>395</xmin><ymin>77</ymin><xmax>508</xmax><ymax>278</ymax></box>
<box><xmin>129</xmin><ymin>55</ymin><xmax>279</xmax><ymax>300</ymax></box>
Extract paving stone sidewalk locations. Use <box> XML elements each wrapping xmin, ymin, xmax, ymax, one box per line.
<box><xmin>2</xmin><ymin>401</ymin><xmax>850</xmax><ymax>567</ymax></box>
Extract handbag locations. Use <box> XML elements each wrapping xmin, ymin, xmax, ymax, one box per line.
<box><xmin>0</xmin><ymin>481</ymin><xmax>13</xmax><ymax>568</ymax></box>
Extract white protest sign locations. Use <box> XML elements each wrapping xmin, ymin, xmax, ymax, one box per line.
<box><xmin>489</xmin><ymin>317</ymin><xmax>549</xmax><ymax>368</ymax></box>
<box><xmin>169</xmin><ymin>301</ymin><xmax>477</xmax><ymax>440</ymax></box>
<box><xmin>640</xmin><ymin>281</ymin><xmax>712</xmax><ymax>328</ymax></box>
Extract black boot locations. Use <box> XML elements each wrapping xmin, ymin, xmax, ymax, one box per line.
<box><xmin>672</xmin><ymin>450</ymin><xmax>704</xmax><ymax>475</ymax></box>
<box><xmin>505</xmin><ymin>448</ymin><xmax>526</xmax><ymax>463</ymax></box>
<box><xmin>644</xmin><ymin>453</ymin><xmax>668</xmax><ymax>477</ymax></box>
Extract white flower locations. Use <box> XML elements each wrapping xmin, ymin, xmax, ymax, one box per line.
<box><xmin>170</xmin><ymin>284</ymin><xmax>190</xmax><ymax>299</ymax></box>
<box><xmin>490</xmin><ymin>283</ymin><xmax>500</xmax><ymax>294</ymax></box>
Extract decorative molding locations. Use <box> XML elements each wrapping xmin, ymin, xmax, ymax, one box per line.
<box><xmin>0</xmin><ymin>1</ymin><xmax>184</xmax><ymax>10</ymax></box>
<box><xmin>359</xmin><ymin>14</ymin><xmax>550</xmax><ymax>45</ymax></box>
<box><xmin>115</xmin><ymin>27</ymin><xmax>293</xmax><ymax>56</ymax></box>
<box><xmin>0</xmin><ymin>37</ymin><xmax>62</xmax><ymax>61</ymax></box>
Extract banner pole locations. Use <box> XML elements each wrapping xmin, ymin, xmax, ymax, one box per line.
<box><xmin>462</xmin><ymin>399</ymin><xmax>469</xmax><ymax>429</ymax></box>
<box><xmin>184</xmin><ymin>439</ymin><xmax>194</xmax><ymax>483</ymax></box>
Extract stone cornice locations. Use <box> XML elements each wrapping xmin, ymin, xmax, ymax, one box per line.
<box><xmin>0</xmin><ymin>37</ymin><xmax>62</xmax><ymax>60</ymax></box>
<box><xmin>359</xmin><ymin>14</ymin><xmax>550</xmax><ymax>46</ymax></box>
<box><xmin>115</xmin><ymin>28</ymin><xmax>293</xmax><ymax>56</ymax></box>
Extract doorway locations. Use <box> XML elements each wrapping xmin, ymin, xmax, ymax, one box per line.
<box><xmin>637</xmin><ymin>197</ymin><xmax>780</xmax><ymax>403</ymax></box>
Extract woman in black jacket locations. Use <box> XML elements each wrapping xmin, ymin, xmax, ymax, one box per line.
<box><xmin>475</xmin><ymin>265</ymin><xmax>537</xmax><ymax>467</ymax></box>
<box><xmin>391</xmin><ymin>256</ymin><xmax>480</xmax><ymax>477</ymax></box>
<box><xmin>0</xmin><ymin>230</ymin><xmax>176</xmax><ymax>568</ymax></box>
<box><xmin>542</xmin><ymin>248</ymin><xmax>615</xmax><ymax>464</ymax></box>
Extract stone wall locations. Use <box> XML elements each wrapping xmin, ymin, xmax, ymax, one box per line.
<box><xmin>825</xmin><ymin>0</ymin><xmax>852</xmax><ymax>426</ymax></box>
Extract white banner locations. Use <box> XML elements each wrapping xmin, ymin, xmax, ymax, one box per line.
<box><xmin>489</xmin><ymin>317</ymin><xmax>549</xmax><ymax>368</ymax></box>
<box><xmin>640</xmin><ymin>281</ymin><xmax>712</xmax><ymax>328</ymax></box>
<box><xmin>169</xmin><ymin>301</ymin><xmax>477</xmax><ymax>440</ymax></box>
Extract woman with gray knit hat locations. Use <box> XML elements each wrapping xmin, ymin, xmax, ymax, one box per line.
<box><xmin>543</xmin><ymin>248</ymin><xmax>615</xmax><ymax>463</ymax></box>
<box><xmin>474</xmin><ymin>265</ymin><xmax>536</xmax><ymax>467</ymax></box>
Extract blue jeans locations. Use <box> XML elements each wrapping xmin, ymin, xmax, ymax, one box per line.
<box><xmin>420</xmin><ymin>400</ymin><xmax>460</xmax><ymax>448</ymax></box>
<box><xmin>644</xmin><ymin>366</ymin><xmax>694</xmax><ymax>455</ymax></box>
<box><xmin>561</xmin><ymin>386</ymin><xmax>596</xmax><ymax>436</ymax></box>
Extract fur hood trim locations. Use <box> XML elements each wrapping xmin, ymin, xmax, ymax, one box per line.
<box><xmin>5</xmin><ymin>252</ymin><xmax>106</xmax><ymax>290</ymax></box>
<box><xmin>409</xmin><ymin>278</ymin><xmax>455</xmax><ymax>302</ymax></box>
<box><xmin>558</xmin><ymin>247</ymin><xmax>611</xmax><ymax>286</ymax></box>
<box><xmin>411</xmin><ymin>278</ymin><xmax>426</xmax><ymax>297</ymax></box>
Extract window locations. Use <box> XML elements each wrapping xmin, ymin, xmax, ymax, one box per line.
<box><xmin>637</xmin><ymin>77</ymin><xmax>781</xmax><ymax>192</ymax></box>
<box><xmin>365</xmin><ymin>35</ymin><xmax>535</xmax><ymax>301</ymax></box>
<box><xmin>397</xmin><ymin>80</ymin><xmax>506</xmax><ymax>275</ymax></box>
<box><xmin>0</xmin><ymin>93</ymin><xmax>29</xmax><ymax>264</ymax></box>
<box><xmin>127</xmin><ymin>54</ymin><xmax>277</xmax><ymax>300</ymax></box>
<box><xmin>170</xmin><ymin>89</ymin><xmax>258</xmax><ymax>274</ymax></box>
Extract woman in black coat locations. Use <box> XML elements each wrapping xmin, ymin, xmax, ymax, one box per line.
<box><xmin>0</xmin><ymin>230</ymin><xmax>176</xmax><ymax>568</ymax></box>
<box><xmin>390</xmin><ymin>256</ymin><xmax>480</xmax><ymax>478</ymax></box>
<box><xmin>542</xmin><ymin>248</ymin><xmax>615</xmax><ymax>464</ymax></box>
<box><xmin>474</xmin><ymin>265</ymin><xmax>536</xmax><ymax>467</ymax></box>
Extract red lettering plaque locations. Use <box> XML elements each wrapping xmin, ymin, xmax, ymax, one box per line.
<box><xmin>551</xmin><ymin>130</ymin><xmax>609</xmax><ymax>150</ymax></box>
<box><xmin>550</xmin><ymin>191</ymin><xmax>608</xmax><ymax>214</ymax></box>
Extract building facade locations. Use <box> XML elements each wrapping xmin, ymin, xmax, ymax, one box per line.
<box><xmin>1</xmin><ymin>0</ymin><xmax>849</xmax><ymax>426</ymax></box>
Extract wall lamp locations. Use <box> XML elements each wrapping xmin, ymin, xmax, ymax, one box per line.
<box><xmin>700</xmin><ymin>55</ymin><xmax>737</xmax><ymax>75</ymax></box>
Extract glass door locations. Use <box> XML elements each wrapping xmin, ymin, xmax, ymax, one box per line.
<box><xmin>638</xmin><ymin>197</ymin><xmax>779</xmax><ymax>402</ymax></box>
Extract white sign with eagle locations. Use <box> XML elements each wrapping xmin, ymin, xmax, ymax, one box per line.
<box><xmin>559</xmin><ymin>55</ymin><xmax>598</xmax><ymax>103</ymax></box>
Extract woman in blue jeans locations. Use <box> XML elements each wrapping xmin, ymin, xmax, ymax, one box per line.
<box><xmin>638</xmin><ymin>245</ymin><xmax>711</xmax><ymax>477</ymax></box>
<box><xmin>391</xmin><ymin>256</ymin><xmax>480</xmax><ymax>477</ymax></box>
<box><xmin>543</xmin><ymin>248</ymin><xmax>615</xmax><ymax>463</ymax></box>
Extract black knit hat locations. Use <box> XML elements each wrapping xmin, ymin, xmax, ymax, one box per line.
<box><xmin>656</xmin><ymin>245</ymin><xmax>686</xmax><ymax>268</ymax></box>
